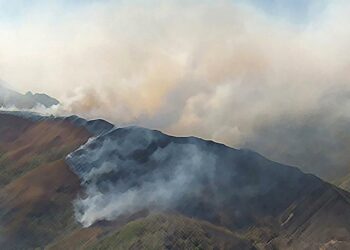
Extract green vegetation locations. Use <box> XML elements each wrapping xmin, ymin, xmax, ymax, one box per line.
<box><xmin>0</xmin><ymin>146</ymin><xmax>72</xmax><ymax>188</ymax></box>
<box><xmin>88</xmin><ymin>214</ymin><xmax>253</xmax><ymax>250</ymax></box>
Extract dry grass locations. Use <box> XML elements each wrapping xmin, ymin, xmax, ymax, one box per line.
<box><xmin>0</xmin><ymin>114</ymin><xmax>91</xmax><ymax>249</ymax></box>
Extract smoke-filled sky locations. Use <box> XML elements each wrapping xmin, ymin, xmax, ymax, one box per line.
<box><xmin>1</xmin><ymin>0</ymin><xmax>350</xmax><ymax>180</ymax></box>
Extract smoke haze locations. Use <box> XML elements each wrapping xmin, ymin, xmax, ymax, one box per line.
<box><xmin>1</xmin><ymin>0</ymin><xmax>350</xmax><ymax>179</ymax></box>
<box><xmin>67</xmin><ymin>127</ymin><xmax>217</xmax><ymax>227</ymax></box>
<box><xmin>66</xmin><ymin>125</ymin><xmax>315</xmax><ymax>227</ymax></box>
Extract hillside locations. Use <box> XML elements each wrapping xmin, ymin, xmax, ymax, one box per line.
<box><xmin>0</xmin><ymin>113</ymin><xmax>91</xmax><ymax>249</ymax></box>
<box><xmin>87</xmin><ymin>214</ymin><xmax>254</xmax><ymax>250</ymax></box>
<box><xmin>66</xmin><ymin>125</ymin><xmax>350</xmax><ymax>249</ymax></box>
<box><xmin>48</xmin><ymin>213</ymin><xmax>256</xmax><ymax>250</ymax></box>
<box><xmin>0</xmin><ymin>112</ymin><xmax>350</xmax><ymax>249</ymax></box>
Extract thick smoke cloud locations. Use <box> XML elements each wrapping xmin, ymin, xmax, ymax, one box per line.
<box><xmin>1</xmin><ymin>0</ymin><xmax>350</xmax><ymax>180</ymax></box>
<box><xmin>67</xmin><ymin>127</ymin><xmax>217</xmax><ymax>227</ymax></box>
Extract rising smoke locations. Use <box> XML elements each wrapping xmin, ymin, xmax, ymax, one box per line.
<box><xmin>66</xmin><ymin>127</ymin><xmax>217</xmax><ymax>227</ymax></box>
<box><xmin>66</xmin><ymin>124</ymin><xmax>318</xmax><ymax>227</ymax></box>
<box><xmin>1</xmin><ymin>0</ymin><xmax>350</xmax><ymax>180</ymax></box>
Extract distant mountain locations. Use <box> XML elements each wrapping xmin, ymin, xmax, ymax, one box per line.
<box><xmin>0</xmin><ymin>84</ymin><xmax>59</xmax><ymax>109</ymax></box>
<box><xmin>0</xmin><ymin>112</ymin><xmax>350</xmax><ymax>250</ymax></box>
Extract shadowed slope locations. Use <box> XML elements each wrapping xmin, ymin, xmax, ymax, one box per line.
<box><xmin>271</xmin><ymin>186</ymin><xmax>350</xmax><ymax>249</ymax></box>
<box><xmin>67</xmin><ymin>126</ymin><xmax>350</xmax><ymax>249</ymax></box>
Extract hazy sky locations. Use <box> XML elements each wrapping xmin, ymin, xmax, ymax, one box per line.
<box><xmin>1</xmin><ymin>0</ymin><xmax>350</xmax><ymax>180</ymax></box>
<box><xmin>0</xmin><ymin>0</ymin><xmax>326</xmax><ymax>24</ymax></box>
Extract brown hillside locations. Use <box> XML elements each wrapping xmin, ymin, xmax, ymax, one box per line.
<box><xmin>0</xmin><ymin>113</ymin><xmax>91</xmax><ymax>249</ymax></box>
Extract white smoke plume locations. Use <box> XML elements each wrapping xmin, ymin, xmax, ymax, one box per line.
<box><xmin>67</xmin><ymin>127</ymin><xmax>217</xmax><ymax>227</ymax></box>
<box><xmin>1</xmin><ymin>0</ymin><xmax>350</xmax><ymax>179</ymax></box>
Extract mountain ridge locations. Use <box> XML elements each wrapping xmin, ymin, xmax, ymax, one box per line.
<box><xmin>0</xmin><ymin>111</ymin><xmax>350</xmax><ymax>249</ymax></box>
<box><xmin>64</xmin><ymin>114</ymin><xmax>350</xmax><ymax>249</ymax></box>
<box><xmin>0</xmin><ymin>85</ymin><xmax>59</xmax><ymax>109</ymax></box>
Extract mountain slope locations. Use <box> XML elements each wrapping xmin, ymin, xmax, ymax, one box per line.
<box><xmin>88</xmin><ymin>214</ymin><xmax>256</xmax><ymax>250</ymax></box>
<box><xmin>0</xmin><ymin>112</ymin><xmax>350</xmax><ymax>249</ymax></box>
<box><xmin>49</xmin><ymin>213</ymin><xmax>256</xmax><ymax>250</ymax></box>
<box><xmin>338</xmin><ymin>174</ymin><xmax>350</xmax><ymax>191</ymax></box>
<box><xmin>268</xmin><ymin>183</ymin><xmax>350</xmax><ymax>249</ymax></box>
<box><xmin>66</xmin><ymin>125</ymin><xmax>350</xmax><ymax>249</ymax></box>
<box><xmin>0</xmin><ymin>113</ymin><xmax>91</xmax><ymax>249</ymax></box>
